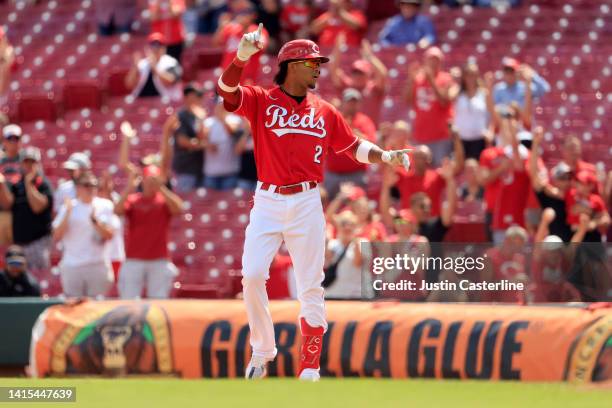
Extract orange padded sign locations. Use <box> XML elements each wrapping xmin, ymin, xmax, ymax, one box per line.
<box><xmin>30</xmin><ymin>300</ymin><xmax>612</xmax><ymax>382</ymax></box>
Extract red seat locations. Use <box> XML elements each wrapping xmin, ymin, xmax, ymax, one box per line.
<box><xmin>16</xmin><ymin>94</ymin><xmax>58</xmax><ymax>122</ymax></box>
<box><xmin>106</xmin><ymin>68</ymin><xmax>131</xmax><ymax>96</ymax></box>
<box><xmin>62</xmin><ymin>80</ymin><xmax>103</xmax><ymax>111</ymax></box>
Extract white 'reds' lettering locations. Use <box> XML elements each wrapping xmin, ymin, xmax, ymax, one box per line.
<box><xmin>314</xmin><ymin>145</ymin><xmax>323</xmax><ymax>163</ymax></box>
<box><xmin>264</xmin><ymin>105</ymin><xmax>326</xmax><ymax>138</ymax></box>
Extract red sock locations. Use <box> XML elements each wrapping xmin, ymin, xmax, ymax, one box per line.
<box><xmin>298</xmin><ymin>317</ymin><xmax>325</xmax><ymax>376</ymax></box>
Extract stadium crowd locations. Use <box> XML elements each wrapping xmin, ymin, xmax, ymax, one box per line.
<box><xmin>0</xmin><ymin>0</ymin><xmax>610</xmax><ymax>303</ymax></box>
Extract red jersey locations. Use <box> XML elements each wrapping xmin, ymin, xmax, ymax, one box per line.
<box><xmin>149</xmin><ymin>0</ymin><xmax>185</xmax><ymax>44</ymax></box>
<box><xmin>326</xmin><ymin>112</ymin><xmax>375</xmax><ymax>174</ymax></box>
<box><xmin>124</xmin><ymin>192</ymin><xmax>172</xmax><ymax>260</ymax></box>
<box><xmin>396</xmin><ymin>168</ymin><xmax>446</xmax><ymax>217</ymax></box>
<box><xmin>479</xmin><ymin>146</ymin><xmax>504</xmax><ymax>213</ymax></box>
<box><xmin>412</xmin><ymin>71</ymin><xmax>454</xmax><ymax>143</ymax></box>
<box><xmin>314</xmin><ymin>10</ymin><xmax>367</xmax><ymax>47</ymax></box>
<box><xmin>492</xmin><ymin>147</ymin><xmax>531</xmax><ymax>230</ymax></box>
<box><xmin>564</xmin><ymin>188</ymin><xmax>606</xmax><ymax>227</ymax></box>
<box><xmin>226</xmin><ymin>85</ymin><xmax>358</xmax><ymax>185</ymax></box>
<box><xmin>220</xmin><ymin>23</ymin><xmax>268</xmax><ymax>84</ymax></box>
<box><xmin>281</xmin><ymin>5</ymin><xmax>311</xmax><ymax>34</ymax></box>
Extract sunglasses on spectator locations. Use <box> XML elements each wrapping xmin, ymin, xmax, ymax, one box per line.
<box><xmin>339</xmin><ymin>221</ymin><xmax>356</xmax><ymax>228</ymax></box>
<box><xmin>5</xmin><ymin>136</ymin><xmax>20</xmax><ymax>142</ymax></box>
<box><xmin>79</xmin><ymin>183</ymin><xmax>97</xmax><ymax>189</ymax></box>
<box><xmin>291</xmin><ymin>60</ymin><xmax>321</xmax><ymax>69</ymax></box>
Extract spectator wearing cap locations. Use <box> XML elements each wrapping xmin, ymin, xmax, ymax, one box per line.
<box><xmin>149</xmin><ymin>0</ymin><xmax>186</xmax><ymax>62</ymax></box>
<box><xmin>125</xmin><ymin>33</ymin><xmax>183</xmax><ymax>102</ymax></box>
<box><xmin>0</xmin><ymin>124</ymin><xmax>24</xmax><ymax>185</ymax></box>
<box><xmin>52</xmin><ymin>173</ymin><xmax>116</xmax><ymax>298</ymax></box>
<box><xmin>453</xmin><ymin>62</ymin><xmax>495</xmax><ymax>160</ymax></box>
<box><xmin>202</xmin><ymin>97</ymin><xmax>242</xmax><ymax>190</ymax></box>
<box><xmin>0</xmin><ymin>147</ymin><xmax>53</xmax><ymax>271</ymax></box>
<box><xmin>115</xmin><ymin>164</ymin><xmax>183</xmax><ymax>299</ymax></box>
<box><xmin>53</xmin><ymin>152</ymin><xmax>92</xmax><ymax>213</ymax></box>
<box><xmin>0</xmin><ymin>245</ymin><xmax>41</xmax><ymax>297</ymax></box>
<box><xmin>323</xmin><ymin>210</ymin><xmax>366</xmax><ymax>299</ymax></box>
<box><xmin>325</xmin><ymin>88</ymin><xmax>376</xmax><ymax>198</ymax></box>
<box><xmin>493</xmin><ymin>57</ymin><xmax>550</xmax><ymax>126</ymax></box>
<box><xmin>310</xmin><ymin>0</ymin><xmax>367</xmax><ymax>47</ymax></box>
<box><xmin>331</xmin><ymin>34</ymin><xmax>388</xmax><ymax>124</ymax></box>
<box><xmin>94</xmin><ymin>0</ymin><xmax>138</xmax><ymax>36</ymax></box>
<box><xmin>528</xmin><ymin>127</ymin><xmax>573</xmax><ymax>242</ymax></box>
<box><xmin>0</xmin><ymin>27</ymin><xmax>15</xmax><ymax>107</ymax></box>
<box><xmin>213</xmin><ymin>3</ymin><xmax>268</xmax><ymax>85</ymax></box>
<box><xmin>171</xmin><ymin>83</ymin><xmax>207</xmax><ymax>192</ymax></box>
<box><xmin>379</xmin><ymin>0</ymin><xmax>436</xmax><ymax>48</ymax></box>
<box><xmin>404</xmin><ymin>47</ymin><xmax>459</xmax><ymax>166</ymax></box>
<box><xmin>481</xmin><ymin>226</ymin><xmax>529</xmax><ymax>302</ymax></box>
<box><xmin>382</xmin><ymin>132</ymin><xmax>464</xmax><ymax>222</ymax></box>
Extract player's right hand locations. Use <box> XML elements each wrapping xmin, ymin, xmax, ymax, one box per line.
<box><xmin>237</xmin><ymin>23</ymin><xmax>264</xmax><ymax>62</ymax></box>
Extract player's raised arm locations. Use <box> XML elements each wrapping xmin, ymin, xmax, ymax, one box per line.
<box><xmin>216</xmin><ymin>23</ymin><xmax>264</xmax><ymax>107</ymax></box>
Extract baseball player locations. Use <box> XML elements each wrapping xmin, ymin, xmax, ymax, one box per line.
<box><xmin>216</xmin><ymin>24</ymin><xmax>410</xmax><ymax>381</ymax></box>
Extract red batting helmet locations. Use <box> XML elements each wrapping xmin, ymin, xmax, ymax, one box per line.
<box><xmin>277</xmin><ymin>39</ymin><xmax>330</xmax><ymax>65</ymax></box>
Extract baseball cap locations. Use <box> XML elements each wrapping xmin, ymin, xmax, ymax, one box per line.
<box><xmin>551</xmin><ymin>162</ymin><xmax>572</xmax><ymax>179</ymax></box>
<box><xmin>542</xmin><ymin>235</ymin><xmax>564</xmax><ymax>251</ymax></box>
<box><xmin>398</xmin><ymin>209</ymin><xmax>417</xmax><ymax>224</ymax></box>
<box><xmin>3</xmin><ymin>124</ymin><xmax>22</xmax><ymax>139</ymax></box>
<box><xmin>424</xmin><ymin>46</ymin><xmax>444</xmax><ymax>60</ymax></box>
<box><xmin>342</xmin><ymin>88</ymin><xmax>362</xmax><ymax>102</ymax></box>
<box><xmin>5</xmin><ymin>245</ymin><xmax>26</xmax><ymax>266</ymax></box>
<box><xmin>63</xmin><ymin>152</ymin><xmax>92</xmax><ymax>170</ymax></box>
<box><xmin>143</xmin><ymin>165</ymin><xmax>161</xmax><ymax>178</ymax></box>
<box><xmin>502</xmin><ymin>57</ymin><xmax>521</xmax><ymax>71</ymax></box>
<box><xmin>21</xmin><ymin>146</ymin><xmax>41</xmax><ymax>162</ymax></box>
<box><xmin>148</xmin><ymin>32</ymin><xmax>165</xmax><ymax>45</ymax></box>
<box><xmin>351</xmin><ymin>59</ymin><xmax>372</xmax><ymax>75</ymax></box>
<box><xmin>183</xmin><ymin>83</ymin><xmax>204</xmax><ymax>97</ymax></box>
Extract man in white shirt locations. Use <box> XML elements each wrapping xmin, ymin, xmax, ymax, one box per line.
<box><xmin>124</xmin><ymin>33</ymin><xmax>183</xmax><ymax>102</ymax></box>
<box><xmin>53</xmin><ymin>152</ymin><xmax>92</xmax><ymax>213</ymax></box>
<box><xmin>52</xmin><ymin>172</ymin><xmax>116</xmax><ymax>298</ymax></box>
<box><xmin>202</xmin><ymin>97</ymin><xmax>241</xmax><ymax>190</ymax></box>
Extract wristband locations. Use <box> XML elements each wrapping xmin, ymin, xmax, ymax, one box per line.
<box><xmin>217</xmin><ymin>78</ymin><xmax>238</xmax><ymax>93</ymax></box>
<box><xmin>356</xmin><ymin>140</ymin><xmax>375</xmax><ymax>164</ymax></box>
<box><xmin>381</xmin><ymin>151</ymin><xmax>393</xmax><ymax>163</ymax></box>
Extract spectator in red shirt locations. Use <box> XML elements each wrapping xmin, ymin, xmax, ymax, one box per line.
<box><xmin>478</xmin><ymin>144</ymin><xmax>508</xmax><ymax>242</ymax></box>
<box><xmin>385</xmin><ymin>130</ymin><xmax>464</xmax><ymax>218</ymax></box>
<box><xmin>324</xmin><ymin>88</ymin><xmax>376</xmax><ymax>197</ymax></box>
<box><xmin>404</xmin><ymin>47</ymin><xmax>459</xmax><ymax>166</ymax></box>
<box><xmin>115</xmin><ymin>164</ymin><xmax>184</xmax><ymax>299</ymax></box>
<box><xmin>481</xmin><ymin>226</ymin><xmax>529</xmax><ymax>302</ymax></box>
<box><xmin>490</xmin><ymin>114</ymin><xmax>532</xmax><ymax>244</ymax></box>
<box><xmin>562</xmin><ymin>135</ymin><xmax>598</xmax><ymax>179</ymax></box>
<box><xmin>404</xmin><ymin>46</ymin><xmax>458</xmax><ymax>166</ymax></box>
<box><xmin>330</xmin><ymin>35</ymin><xmax>388</xmax><ymax>124</ymax></box>
<box><xmin>280</xmin><ymin>0</ymin><xmax>313</xmax><ymax>41</ymax></box>
<box><xmin>149</xmin><ymin>0</ymin><xmax>187</xmax><ymax>62</ymax></box>
<box><xmin>213</xmin><ymin>3</ymin><xmax>268</xmax><ymax>85</ymax></box>
<box><xmin>565</xmin><ymin>171</ymin><xmax>610</xmax><ymax>242</ymax></box>
<box><xmin>310</xmin><ymin>0</ymin><xmax>367</xmax><ymax>47</ymax></box>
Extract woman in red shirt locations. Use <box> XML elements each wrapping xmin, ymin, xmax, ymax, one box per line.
<box><xmin>149</xmin><ymin>0</ymin><xmax>186</xmax><ymax>62</ymax></box>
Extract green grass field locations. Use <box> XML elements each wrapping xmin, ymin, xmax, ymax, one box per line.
<box><xmin>0</xmin><ymin>378</ymin><xmax>610</xmax><ymax>408</ymax></box>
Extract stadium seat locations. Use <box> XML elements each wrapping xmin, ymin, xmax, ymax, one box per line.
<box><xmin>62</xmin><ymin>81</ymin><xmax>103</xmax><ymax>111</ymax></box>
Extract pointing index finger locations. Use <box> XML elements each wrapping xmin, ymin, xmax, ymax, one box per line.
<box><xmin>257</xmin><ymin>23</ymin><xmax>263</xmax><ymax>38</ymax></box>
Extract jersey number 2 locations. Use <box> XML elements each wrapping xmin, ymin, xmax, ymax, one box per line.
<box><xmin>314</xmin><ymin>145</ymin><xmax>323</xmax><ymax>164</ymax></box>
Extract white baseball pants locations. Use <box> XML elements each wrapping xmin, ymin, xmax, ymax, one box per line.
<box><xmin>242</xmin><ymin>182</ymin><xmax>327</xmax><ymax>361</ymax></box>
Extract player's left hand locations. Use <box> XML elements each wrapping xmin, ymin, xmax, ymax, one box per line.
<box><xmin>382</xmin><ymin>149</ymin><xmax>411</xmax><ymax>170</ymax></box>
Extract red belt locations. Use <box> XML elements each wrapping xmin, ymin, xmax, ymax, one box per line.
<box><xmin>260</xmin><ymin>181</ymin><xmax>318</xmax><ymax>195</ymax></box>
